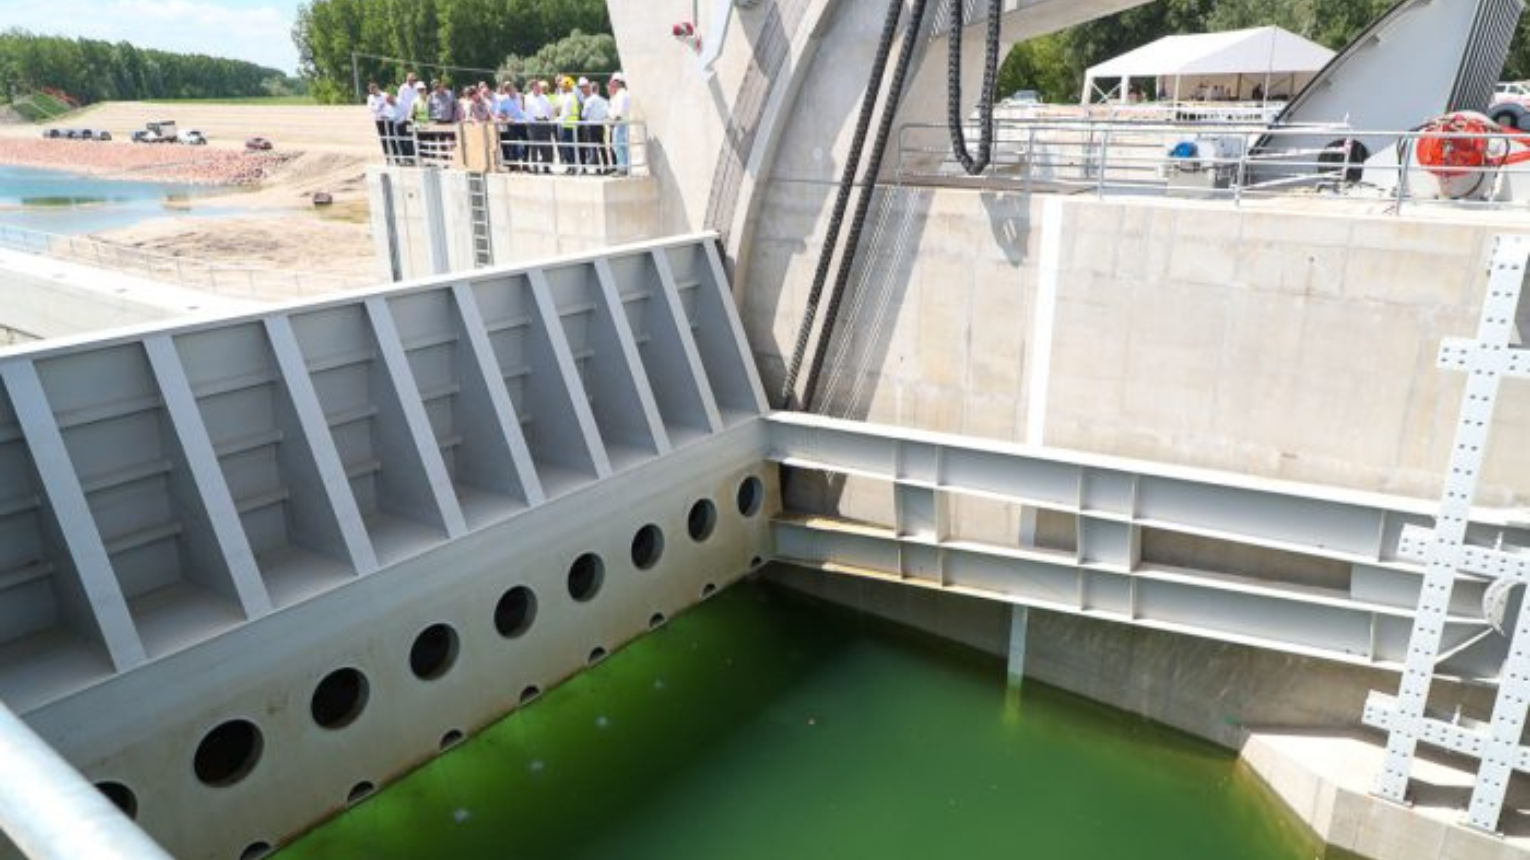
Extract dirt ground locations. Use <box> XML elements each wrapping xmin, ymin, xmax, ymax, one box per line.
<box><xmin>0</xmin><ymin>101</ymin><xmax>386</xmax><ymax>158</ymax></box>
<box><xmin>0</xmin><ymin>102</ymin><xmax>388</xmax><ymax>287</ymax></box>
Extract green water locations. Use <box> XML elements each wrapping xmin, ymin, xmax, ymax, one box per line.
<box><xmin>277</xmin><ymin>584</ymin><xmax>1321</xmax><ymax>860</ymax></box>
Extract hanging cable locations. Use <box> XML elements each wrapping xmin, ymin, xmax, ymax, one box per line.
<box><xmin>778</xmin><ymin>0</ymin><xmax>908</xmax><ymax>408</ymax></box>
<box><xmin>946</xmin><ymin>0</ymin><xmax>1005</xmax><ymax>175</ymax></box>
<box><xmin>799</xmin><ymin>0</ymin><xmax>931</xmax><ymax>411</ymax></box>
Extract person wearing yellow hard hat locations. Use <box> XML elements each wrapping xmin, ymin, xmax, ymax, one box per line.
<box><xmin>555</xmin><ymin>75</ymin><xmax>583</xmax><ymax>174</ymax></box>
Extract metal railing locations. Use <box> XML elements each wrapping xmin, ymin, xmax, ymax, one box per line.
<box><xmin>895</xmin><ymin>118</ymin><xmax>1530</xmax><ymax>213</ymax></box>
<box><xmin>0</xmin><ymin>223</ymin><xmax>376</xmax><ymax>300</ymax></box>
<box><xmin>374</xmin><ymin>120</ymin><xmax>649</xmax><ymax>177</ymax></box>
<box><xmin>0</xmin><ymin>699</ymin><xmax>174</xmax><ymax>860</ymax></box>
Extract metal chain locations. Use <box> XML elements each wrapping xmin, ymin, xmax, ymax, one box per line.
<box><xmin>800</xmin><ymin>0</ymin><xmax>932</xmax><ymax>411</ymax></box>
<box><xmin>947</xmin><ymin>0</ymin><xmax>1004</xmax><ymax>175</ymax></box>
<box><xmin>778</xmin><ymin>0</ymin><xmax>908</xmax><ymax>408</ymax></box>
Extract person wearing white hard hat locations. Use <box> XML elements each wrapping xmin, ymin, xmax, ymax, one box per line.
<box><xmin>609</xmin><ymin>73</ymin><xmax>631</xmax><ymax>175</ymax></box>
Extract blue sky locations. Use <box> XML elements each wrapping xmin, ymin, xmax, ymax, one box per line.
<box><xmin>0</xmin><ymin>0</ymin><xmax>303</xmax><ymax>72</ymax></box>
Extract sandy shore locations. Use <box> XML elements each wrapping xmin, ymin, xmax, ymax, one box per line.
<box><xmin>1</xmin><ymin>140</ymin><xmax>380</xmax><ymax>287</ymax></box>
<box><xmin>0</xmin><ymin>138</ymin><xmax>295</xmax><ymax>185</ymax></box>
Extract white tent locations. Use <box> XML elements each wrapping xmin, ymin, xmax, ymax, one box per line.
<box><xmin>1081</xmin><ymin>26</ymin><xmax>1334</xmax><ymax>104</ymax></box>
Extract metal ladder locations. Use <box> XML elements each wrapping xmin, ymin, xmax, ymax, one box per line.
<box><xmin>466</xmin><ymin>172</ymin><xmax>493</xmax><ymax>268</ymax></box>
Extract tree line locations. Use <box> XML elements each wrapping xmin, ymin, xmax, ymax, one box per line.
<box><xmin>0</xmin><ymin>30</ymin><xmax>300</xmax><ymax>105</ymax></box>
<box><xmin>999</xmin><ymin>0</ymin><xmax>1530</xmax><ymax>104</ymax></box>
<box><xmin>293</xmin><ymin>0</ymin><xmax>613</xmax><ymax>103</ymax></box>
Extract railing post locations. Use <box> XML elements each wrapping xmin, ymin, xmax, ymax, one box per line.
<box><xmin>1024</xmin><ymin>125</ymin><xmax>1036</xmax><ymax>196</ymax></box>
<box><xmin>1097</xmin><ymin>128</ymin><xmax>1112</xmax><ymax>198</ymax></box>
<box><xmin>1395</xmin><ymin>134</ymin><xmax>1414</xmax><ymax>215</ymax></box>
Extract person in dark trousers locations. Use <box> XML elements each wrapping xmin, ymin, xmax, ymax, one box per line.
<box><xmin>524</xmin><ymin>80</ymin><xmax>555</xmax><ymax>173</ymax></box>
<box><xmin>579</xmin><ymin>79</ymin><xmax>612</xmax><ymax>174</ymax></box>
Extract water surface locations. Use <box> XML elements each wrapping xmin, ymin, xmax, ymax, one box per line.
<box><xmin>0</xmin><ymin>164</ymin><xmax>241</xmax><ymax>234</ymax></box>
<box><xmin>277</xmin><ymin>583</ymin><xmax>1320</xmax><ymax>860</ymax></box>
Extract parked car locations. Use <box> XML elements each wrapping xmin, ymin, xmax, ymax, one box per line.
<box><xmin>42</xmin><ymin>127</ymin><xmax>111</xmax><ymax>141</ymax></box>
<box><xmin>178</xmin><ymin>129</ymin><xmax>207</xmax><ymax>146</ymax></box>
<box><xmin>1491</xmin><ymin>81</ymin><xmax>1530</xmax><ymax>131</ymax></box>
<box><xmin>245</xmin><ymin>137</ymin><xmax>273</xmax><ymax>151</ymax></box>
<box><xmin>1005</xmin><ymin>89</ymin><xmax>1043</xmax><ymax>106</ymax></box>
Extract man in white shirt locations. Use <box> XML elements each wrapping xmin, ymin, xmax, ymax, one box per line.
<box><xmin>608</xmin><ymin>73</ymin><xmax>632</xmax><ymax>175</ymax></box>
<box><xmin>524</xmin><ymin>80</ymin><xmax>555</xmax><ymax>174</ymax></box>
<box><xmin>396</xmin><ymin>72</ymin><xmax>420</xmax><ymax>121</ymax></box>
<box><xmin>366</xmin><ymin>82</ymin><xmax>389</xmax><ymax>156</ymax></box>
<box><xmin>579</xmin><ymin>79</ymin><xmax>611</xmax><ymax>173</ymax></box>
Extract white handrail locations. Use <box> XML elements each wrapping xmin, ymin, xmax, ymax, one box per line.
<box><xmin>0</xmin><ymin>700</ymin><xmax>174</xmax><ymax>860</ymax></box>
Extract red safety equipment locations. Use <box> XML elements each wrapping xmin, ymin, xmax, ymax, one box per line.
<box><xmin>1414</xmin><ymin>111</ymin><xmax>1530</xmax><ymax>180</ymax></box>
<box><xmin>672</xmin><ymin>21</ymin><xmax>702</xmax><ymax>53</ymax></box>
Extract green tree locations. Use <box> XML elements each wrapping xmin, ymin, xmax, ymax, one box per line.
<box><xmin>499</xmin><ymin>29</ymin><xmax>620</xmax><ymax>84</ymax></box>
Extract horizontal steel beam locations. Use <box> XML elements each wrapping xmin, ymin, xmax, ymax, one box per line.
<box><xmin>766</xmin><ymin>412</ymin><xmax>1518</xmax><ymax>679</ymax></box>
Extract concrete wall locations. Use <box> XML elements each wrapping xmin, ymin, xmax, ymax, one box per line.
<box><xmin>743</xmin><ymin>187</ymin><xmax>1530</xmax><ymax>505</ymax></box>
<box><xmin>605</xmin><ymin>0</ymin><xmax>1148</xmax><ymax>259</ymax></box>
<box><xmin>0</xmin><ymin>249</ymin><xmax>256</xmax><ymax>342</ymax></box>
<box><xmin>370</xmin><ymin>167</ymin><xmax>664</xmax><ymax>280</ymax></box>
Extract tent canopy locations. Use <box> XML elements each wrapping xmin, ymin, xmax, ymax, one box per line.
<box><xmin>1082</xmin><ymin>26</ymin><xmax>1334</xmax><ymax>102</ymax></box>
<box><xmin>1087</xmin><ymin>26</ymin><xmax>1333</xmax><ymax>80</ymax></box>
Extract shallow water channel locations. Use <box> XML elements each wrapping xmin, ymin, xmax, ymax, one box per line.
<box><xmin>276</xmin><ymin>581</ymin><xmax>1321</xmax><ymax>860</ymax></box>
<box><xmin>0</xmin><ymin>164</ymin><xmax>239</xmax><ymax>234</ymax></box>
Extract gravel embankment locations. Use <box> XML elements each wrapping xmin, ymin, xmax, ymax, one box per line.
<box><xmin>0</xmin><ymin>138</ymin><xmax>296</xmax><ymax>185</ymax></box>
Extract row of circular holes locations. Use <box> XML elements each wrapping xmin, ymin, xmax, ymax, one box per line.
<box><xmin>95</xmin><ymin>476</ymin><xmax>767</xmax><ymax>859</ymax></box>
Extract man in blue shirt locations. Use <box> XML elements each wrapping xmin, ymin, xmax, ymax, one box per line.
<box><xmin>495</xmin><ymin>82</ymin><xmax>528</xmax><ymax>170</ymax></box>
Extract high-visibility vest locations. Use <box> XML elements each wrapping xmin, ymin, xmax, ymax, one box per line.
<box><xmin>560</xmin><ymin>92</ymin><xmax>581</xmax><ymax>127</ymax></box>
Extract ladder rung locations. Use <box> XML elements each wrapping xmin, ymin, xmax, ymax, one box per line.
<box><xmin>306</xmin><ymin>348</ymin><xmax>375</xmax><ymax>374</ymax></box>
<box><xmin>80</xmin><ymin>459</ymin><xmax>173</xmax><ymax>495</ymax></box>
<box><xmin>327</xmin><ymin>404</ymin><xmax>378</xmax><ymax>429</ymax></box>
<box><xmin>54</xmin><ymin>393</ymin><xmax>162</xmax><ymax>430</ymax></box>
<box><xmin>105</xmin><ymin>521</ymin><xmax>182</xmax><ymax>556</ymax></box>
<box><xmin>0</xmin><ymin>560</ymin><xmax>53</xmax><ymax>592</ymax></box>
<box><xmin>192</xmin><ymin>369</ymin><xmax>277</xmax><ymax>400</ymax></box>
<box><xmin>558</xmin><ymin>302</ymin><xmax>599</xmax><ymax>318</ymax></box>
<box><xmin>344</xmin><ymin>458</ymin><xmax>383</xmax><ymax>480</ymax></box>
<box><xmin>235</xmin><ymin>488</ymin><xmax>289</xmax><ymax>516</ymax></box>
<box><xmin>400</xmin><ymin>331</ymin><xmax>458</xmax><ymax>352</ymax></box>
<box><xmin>419</xmin><ymin>383</ymin><xmax>461</xmax><ymax>402</ymax></box>
<box><xmin>0</xmin><ymin>493</ymin><xmax>40</xmax><ymax>519</ymax></box>
<box><xmin>485</xmin><ymin>315</ymin><xmax>532</xmax><ymax>334</ymax></box>
<box><xmin>215</xmin><ymin>428</ymin><xmax>283</xmax><ymax>459</ymax></box>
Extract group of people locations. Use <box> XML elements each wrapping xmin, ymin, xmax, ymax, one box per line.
<box><xmin>367</xmin><ymin>70</ymin><xmax>634</xmax><ymax>175</ymax></box>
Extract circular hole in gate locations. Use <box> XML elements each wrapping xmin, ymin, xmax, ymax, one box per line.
<box><xmin>519</xmin><ymin>685</ymin><xmax>542</xmax><ymax>704</ymax></box>
<box><xmin>194</xmin><ymin>719</ymin><xmax>263</xmax><ymax>787</ymax></box>
<box><xmin>631</xmin><ymin>524</ymin><xmax>664</xmax><ymax>570</ymax></box>
<box><xmin>494</xmin><ymin>586</ymin><xmax>537</xmax><ymax>638</ymax></box>
<box><xmin>588</xmin><ymin>646</ymin><xmax>608</xmax><ymax>665</ymax></box>
<box><xmin>648</xmin><ymin>612</ymin><xmax>667</xmax><ymax>629</ymax></box>
<box><xmin>239</xmin><ymin>842</ymin><xmax>272</xmax><ymax>860</ymax></box>
<box><xmin>310</xmin><ymin>667</ymin><xmax>369</xmax><ymax>730</ymax></box>
<box><xmin>96</xmin><ymin>781</ymin><xmax>137</xmax><ymax>819</ymax></box>
<box><xmin>701</xmin><ymin>583</ymin><xmax>717</xmax><ymax>598</ymax></box>
<box><xmin>440</xmin><ymin>729</ymin><xmax>464</xmax><ymax>750</ymax></box>
<box><xmin>567</xmin><ymin>553</ymin><xmax>604</xmax><ymax>602</ymax></box>
<box><xmin>687</xmin><ymin>499</ymin><xmax>717</xmax><ymax>542</ymax></box>
<box><xmin>347</xmin><ymin>781</ymin><xmax>375</xmax><ymax>806</ymax></box>
<box><xmin>410</xmin><ymin>624</ymin><xmax>459</xmax><ymax>681</ymax></box>
<box><xmin>736</xmin><ymin>476</ymin><xmax>764</xmax><ymax>517</ymax></box>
